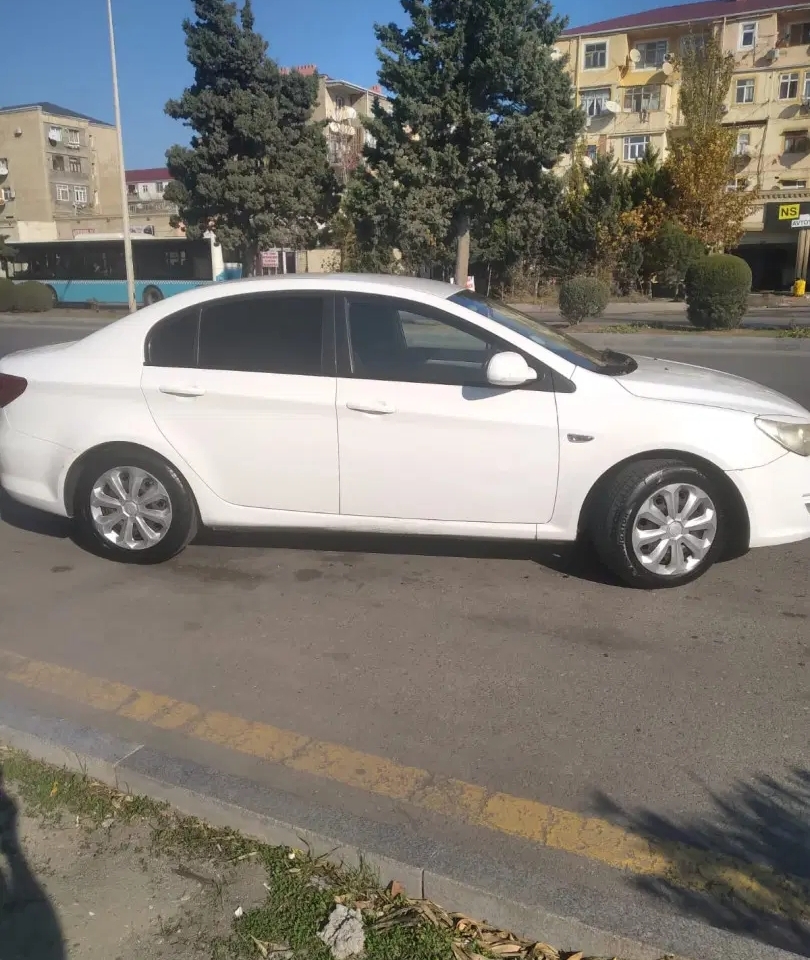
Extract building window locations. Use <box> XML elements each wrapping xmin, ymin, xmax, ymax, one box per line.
<box><xmin>634</xmin><ymin>40</ymin><xmax>668</xmax><ymax>69</ymax></box>
<box><xmin>739</xmin><ymin>22</ymin><xmax>757</xmax><ymax>49</ymax></box>
<box><xmin>735</xmin><ymin>131</ymin><xmax>751</xmax><ymax>156</ymax></box>
<box><xmin>74</xmin><ymin>186</ymin><xmax>88</xmax><ymax>204</ymax></box>
<box><xmin>581</xmin><ymin>87</ymin><xmax>611</xmax><ymax>116</ymax></box>
<box><xmin>583</xmin><ymin>42</ymin><xmax>607</xmax><ymax>69</ymax></box>
<box><xmin>623</xmin><ymin>85</ymin><xmax>661</xmax><ymax>112</ymax></box>
<box><xmin>127</xmin><ymin>183</ymin><xmax>137</xmax><ymax>196</ymax></box>
<box><xmin>139</xmin><ymin>183</ymin><xmax>149</xmax><ymax>196</ymax></box>
<box><xmin>623</xmin><ymin>134</ymin><xmax>650</xmax><ymax>161</ymax></box>
<box><xmin>680</xmin><ymin>34</ymin><xmax>706</xmax><ymax>54</ymax></box>
<box><xmin>585</xmin><ymin>144</ymin><xmax>598</xmax><ymax>161</ymax></box>
<box><xmin>52</xmin><ymin>155</ymin><xmax>65</xmax><ymax>172</ymax></box>
<box><xmin>779</xmin><ymin>72</ymin><xmax>799</xmax><ymax>100</ymax></box>
<box><xmin>55</xmin><ymin>184</ymin><xmax>70</xmax><ymax>202</ymax></box>
<box><xmin>789</xmin><ymin>23</ymin><xmax>810</xmax><ymax>45</ymax></box>
<box><xmin>67</xmin><ymin>129</ymin><xmax>81</xmax><ymax>146</ymax></box>
<box><xmin>156</xmin><ymin>181</ymin><xmax>166</xmax><ymax>194</ymax></box>
<box><xmin>804</xmin><ymin>73</ymin><xmax>810</xmax><ymax>101</ymax></box>
<box><xmin>334</xmin><ymin>96</ymin><xmax>345</xmax><ymax>109</ymax></box>
<box><xmin>735</xmin><ymin>78</ymin><xmax>755</xmax><ymax>103</ymax></box>
<box><xmin>726</xmin><ymin>177</ymin><xmax>749</xmax><ymax>192</ymax></box>
<box><xmin>784</xmin><ymin>130</ymin><xmax>810</xmax><ymax>153</ymax></box>
<box><xmin>780</xmin><ymin>179</ymin><xmax>807</xmax><ymax>189</ymax></box>
<box><xmin>1</xmin><ymin>187</ymin><xmax>13</xmax><ymax>201</ymax></box>
<box><xmin>69</xmin><ymin>157</ymin><xmax>82</xmax><ymax>173</ymax></box>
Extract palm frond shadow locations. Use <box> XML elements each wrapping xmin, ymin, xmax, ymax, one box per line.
<box><xmin>593</xmin><ymin>768</ymin><xmax>810</xmax><ymax>957</ymax></box>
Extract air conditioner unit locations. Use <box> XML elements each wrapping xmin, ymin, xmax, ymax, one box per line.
<box><xmin>720</xmin><ymin>103</ymin><xmax>730</xmax><ymax>114</ymax></box>
<box><xmin>5</xmin><ymin>190</ymin><xmax>15</xmax><ymax>200</ymax></box>
<box><xmin>766</xmin><ymin>47</ymin><xmax>781</xmax><ymax>60</ymax></box>
<box><xmin>639</xmin><ymin>109</ymin><xmax>649</xmax><ymax>122</ymax></box>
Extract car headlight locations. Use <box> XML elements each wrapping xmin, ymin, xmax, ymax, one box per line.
<box><xmin>755</xmin><ymin>418</ymin><xmax>810</xmax><ymax>457</ymax></box>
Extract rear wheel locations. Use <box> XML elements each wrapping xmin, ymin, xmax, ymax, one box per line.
<box><xmin>589</xmin><ymin>459</ymin><xmax>726</xmax><ymax>588</ymax></box>
<box><xmin>45</xmin><ymin>285</ymin><xmax>58</xmax><ymax>308</ymax></box>
<box><xmin>143</xmin><ymin>285</ymin><xmax>164</xmax><ymax>306</ymax></box>
<box><xmin>73</xmin><ymin>448</ymin><xmax>197</xmax><ymax>563</ymax></box>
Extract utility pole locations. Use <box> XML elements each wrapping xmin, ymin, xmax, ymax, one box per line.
<box><xmin>107</xmin><ymin>0</ymin><xmax>136</xmax><ymax>312</ymax></box>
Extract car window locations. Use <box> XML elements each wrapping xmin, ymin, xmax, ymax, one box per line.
<box><xmin>146</xmin><ymin>307</ymin><xmax>199</xmax><ymax>368</ymax></box>
<box><xmin>343</xmin><ymin>295</ymin><xmax>497</xmax><ymax>386</ymax></box>
<box><xmin>199</xmin><ymin>294</ymin><xmax>326</xmax><ymax>375</ymax></box>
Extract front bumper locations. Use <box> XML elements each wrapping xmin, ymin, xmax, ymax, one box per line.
<box><xmin>728</xmin><ymin>452</ymin><xmax>810</xmax><ymax>548</ymax></box>
<box><xmin>0</xmin><ymin>417</ymin><xmax>73</xmax><ymax>517</ymax></box>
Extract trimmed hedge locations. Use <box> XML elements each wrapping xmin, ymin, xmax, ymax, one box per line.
<box><xmin>0</xmin><ymin>277</ymin><xmax>14</xmax><ymax>312</ymax></box>
<box><xmin>558</xmin><ymin>276</ymin><xmax>610</xmax><ymax>323</ymax></box>
<box><xmin>10</xmin><ymin>281</ymin><xmax>54</xmax><ymax>313</ymax></box>
<box><xmin>685</xmin><ymin>255</ymin><xmax>751</xmax><ymax>330</ymax></box>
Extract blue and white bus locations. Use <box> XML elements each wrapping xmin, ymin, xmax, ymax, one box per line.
<box><xmin>6</xmin><ymin>234</ymin><xmax>242</xmax><ymax>307</ymax></box>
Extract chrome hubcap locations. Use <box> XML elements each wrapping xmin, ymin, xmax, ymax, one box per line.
<box><xmin>89</xmin><ymin>466</ymin><xmax>172</xmax><ymax>551</ymax></box>
<box><xmin>631</xmin><ymin>482</ymin><xmax>717</xmax><ymax>577</ymax></box>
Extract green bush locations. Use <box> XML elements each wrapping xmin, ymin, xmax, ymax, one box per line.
<box><xmin>0</xmin><ymin>277</ymin><xmax>15</xmax><ymax>312</ymax></box>
<box><xmin>685</xmin><ymin>254</ymin><xmax>751</xmax><ymax>329</ymax></box>
<box><xmin>558</xmin><ymin>276</ymin><xmax>610</xmax><ymax>323</ymax></box>
<box><xmin>12</xmin><ymin>280</ymin><xmax>54</xmax><ymax>313</ymax></box>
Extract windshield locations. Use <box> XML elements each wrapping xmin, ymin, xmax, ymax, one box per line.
<box><xmin>449</xmin><ymin>291</ymin><xmax>635</xmax><ymax>375</ymax></box>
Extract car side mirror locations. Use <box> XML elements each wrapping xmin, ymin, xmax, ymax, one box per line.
<box><xmin>486</xmin><ymin>351</ymin><xmax>538</xmax><ymax>388</ymax></box>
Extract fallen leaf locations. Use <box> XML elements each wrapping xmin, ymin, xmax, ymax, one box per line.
<box><xmin>250</xmin><ymin>935</ymin><xmax>269</xmax><ymax>958</ymax></box>
<box><xmin>49</xmin><ymin>782</ymin><xmax>59</xmax><ymax>797</ymax></box>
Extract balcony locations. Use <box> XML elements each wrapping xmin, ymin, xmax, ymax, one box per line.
<box><xmin>127</xmin><ymin>199</ymin><xmax>177</xmax><ymax>215</ymax></box>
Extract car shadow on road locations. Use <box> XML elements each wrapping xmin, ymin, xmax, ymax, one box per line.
<box><xmin>0</xmin><ymin>767</ymin><xmax>66</xmax><ymax>960</ymax></box>
<box><xmin>0</xmin><ymin>488</ymin><xmax>71</xmax><ymax>540</ymax></box>
<box><xmin>592</xmin><ymin>768</ymin><xmax>810</xmax><ymax>957</ymax></box>
<box><xmin>193</xmin><ymin>528</ymin><xmax>623</xmax><ymax>586</ymax></box>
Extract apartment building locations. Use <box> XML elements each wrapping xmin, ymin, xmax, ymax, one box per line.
<box><xmin>558</xmin><ymin>0</ymin><xmax>810</xmax><ymax>289</ymax></box>
<box><xmin>288</xmin><ymin>65</ymin><xmax>390</xmax><ymax>182</ymax></box>
<box><xmin>126</xmin><ymin>167</ymin><xmax>183</xmax><ymax>237</ymax></box>
<box><xmin>0</xmin><ymin>102</ymin><xmax>124</xmax><ymax>242</ymax></box>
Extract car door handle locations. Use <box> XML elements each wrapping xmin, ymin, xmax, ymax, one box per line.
<box><xmin>346</xmin><ymin>401</ymin><xmax>395</xmax><ymax>415</ymax></box>
<box><xmin>158</xmin><ymin>384</ymin><xmax>206</xmax><ymax>398</ymax></box>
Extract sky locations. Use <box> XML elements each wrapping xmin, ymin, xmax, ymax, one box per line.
<box><xmin>6</xmin><ymin>0</ymin><xmax>668</xmax><ymax>170</ymax></box>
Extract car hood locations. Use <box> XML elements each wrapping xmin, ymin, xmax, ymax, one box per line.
<box><xmin>617</xmin><ymin>354</ymin><xmax>810</xmax><ymax>418</ymax></box>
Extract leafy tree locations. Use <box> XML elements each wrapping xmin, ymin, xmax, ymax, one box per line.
<box><xmin>164</xmin><ymin>0</ymin><xmax>336</xmax><ymax>275</ymax></box>
<box><xmin>353</xmin><ymin>0</ymin><xmax>583</xmax><ymax>282</ymax></box>
<box><xmin>645</xmin><ymin>220</ymin><xmax>705</xmax><ymax>296</ymax></box>
<box><xmin>666</xmin><ymin>34</ymin><xmax>755</xmax><ymax>249</ymax></box>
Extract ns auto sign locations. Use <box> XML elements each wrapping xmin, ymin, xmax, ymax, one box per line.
<box><xmin>764</xmin><ymin>201</ymin><xmax>810</xmax><ymax>230</ymax></box>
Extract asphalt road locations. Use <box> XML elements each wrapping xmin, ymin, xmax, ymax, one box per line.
<box><xmin>1</xmin><ymin>320</ymin><xmax>810</xmax><ymax>960</ymax></box>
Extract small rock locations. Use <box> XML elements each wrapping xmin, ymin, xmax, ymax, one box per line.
<box><xmin>307</xmin><ymin>875</ymin><xmax>332</xmax><ymax>891</ymax></box>
<box><xmin>387</xmin><ymin>880</ymin><xmax>406</xmax><ymax>898</ymax></box>
<box><xmin>234</xmin><ymin>906</ymin><xmax>244</xmax><ymax>918</ymax></box>
<box><xmin>318</xmin><ymin>904</ymin><xmax>365</xmax><ymax>959</ymax></box>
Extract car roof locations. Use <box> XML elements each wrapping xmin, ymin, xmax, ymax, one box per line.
<box><xmin>210</xmin><ymin>273</ymin><xmax>464</xmax><ymax>298</ymax></box>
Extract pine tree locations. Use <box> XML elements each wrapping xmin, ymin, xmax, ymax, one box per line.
<box><xmin>164</xmin><ymin>0</ymin><xmax>336</xmax><ymax>275</ymax></box>
<box><xmin>352</xmin><ymin>0</ymin><xmax>582</xmax><ymax>281</ymax></box>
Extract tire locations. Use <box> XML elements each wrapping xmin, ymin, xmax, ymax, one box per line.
<box><xmin>143</xmin><ymin>285</ymin><xmax>164</xmax><ymax>306</ymax></box>
<box><xmin>589</xmin><ymin>459</ymin><xmax>728</xmax><ymax>588</ymax></box>
<box><xmin>45</xmin><ymin>285</ymin><xmax>58</xmax><ymax>308</ymax></box>
<box><xmin>73</xmin><ymin>447</ymin><xmax>197</xmax><ymax>564</ymax></box>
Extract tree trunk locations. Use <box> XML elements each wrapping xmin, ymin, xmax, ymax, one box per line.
<box><xmin>454</xmin><ymin>212</ymin><xmax>471</xmax><ymax>288</ymax></box>
<box><xmin>242</xmin><ymin>244</ymin><xmax>259</xmax><ymax>278</ymax></box>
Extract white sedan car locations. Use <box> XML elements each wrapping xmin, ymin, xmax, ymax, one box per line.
<box><xmin>1</xmin><ymin>275</ymin><xmax>809</xmax><ymax>587</ymax></box>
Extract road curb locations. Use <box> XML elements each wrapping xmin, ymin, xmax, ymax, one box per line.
<box><xmin>0</xmin><ymin>705</ymin><xmax>682</xmax><ymax>960</ymax></box>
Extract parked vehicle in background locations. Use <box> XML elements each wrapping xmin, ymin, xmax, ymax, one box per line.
<box><xmin>1</xmin><ymin>274</ymin><xmax>809</xmax><ymax>587</ymax></box>
<box><xmin>4</xmin><ymin>234</ymin><xmax>241</xmax><ymax>307</ymax></box>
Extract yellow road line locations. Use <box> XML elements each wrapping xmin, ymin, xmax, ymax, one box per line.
<box><xmin>0</xmin><ymin>647</ymin><xmax>808</xmax><ymax>920</ymax></box>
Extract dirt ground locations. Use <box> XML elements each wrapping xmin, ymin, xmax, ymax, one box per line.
<box><xmin>0</xmin><ymin>781</ymin><xmax>268</xmax><ymax>960</ymax></box>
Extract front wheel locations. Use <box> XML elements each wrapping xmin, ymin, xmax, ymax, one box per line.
<box><xmin>73</xmin><ymin>448</ymin><xmax>197</xmax><ymax>563</ymax></box>
<box><xmin>142</xmin><ymin>285</ymin><xmax>164</xmax><ymax>306</ymax></box>
<box><xmin>589</xmin><ymin>459</ymin><xmax>727</xmax><ymax>588</ymax></box>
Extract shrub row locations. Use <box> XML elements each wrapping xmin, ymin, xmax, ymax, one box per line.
<box><xmin>0</xmin><ymin>278</ymin><xmax>54</xmax><ymax>313</ymax></box>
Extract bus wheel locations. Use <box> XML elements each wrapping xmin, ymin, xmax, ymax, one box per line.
<box><xmin>45</xmin><ymin>285</ymin><xmax>58</xmax><ymax>308</ymax></box>
<box><xmin>143</xmin><ymin>286</ymin><xmax>164</xmax><ymax>306</ymax></box>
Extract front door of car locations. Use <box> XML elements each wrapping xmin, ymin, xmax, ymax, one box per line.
<box><xmin>141</xmin><ymin>291</ymin><xmax>339</xmax><ymax>513</ymax></box>
<box><xmin>335</xmin><ymin>293</ymin><xmax>560</xmax><ymax>526</ymax></box>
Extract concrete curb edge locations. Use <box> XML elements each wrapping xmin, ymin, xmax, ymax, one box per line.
<box><xmin>0</xmin><ymin>710</ymin><xmax>684</xmax><ymax>960</ymax></box>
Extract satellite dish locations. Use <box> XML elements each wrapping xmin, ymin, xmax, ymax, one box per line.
<box><xmin>603</xmin><ymin>100</ymin><xmax>620</xmax><ymax>113</ymax></box>
<box><xmin>628</xmin><ymin>48</ymin><xmax>641</xmax><ymax>63</ymax></box>
<box><xmin>661</xmin><ymin>60</ymin><xmax>674</xmax><ymax>75</ymax></box>
<box><xmin>550</xmin><ymin>46</ymin><xmax>562</xmax><ymax>60</ymax></box>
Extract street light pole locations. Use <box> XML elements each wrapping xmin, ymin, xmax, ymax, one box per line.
<box><xmin>106</xmin><ymin>0</ymin><xmax>136</xmax><ymax>313</ymax></box>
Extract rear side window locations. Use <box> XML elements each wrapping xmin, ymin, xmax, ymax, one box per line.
<box><xmin>198</xmin><ymin>294</ymin><xmax>326</xmax><ymax>375</ymax></box>
<box><xmin>146</xmin><ymin>307</ymin><xmax>199</xmax><ymax>368</ymax></box>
